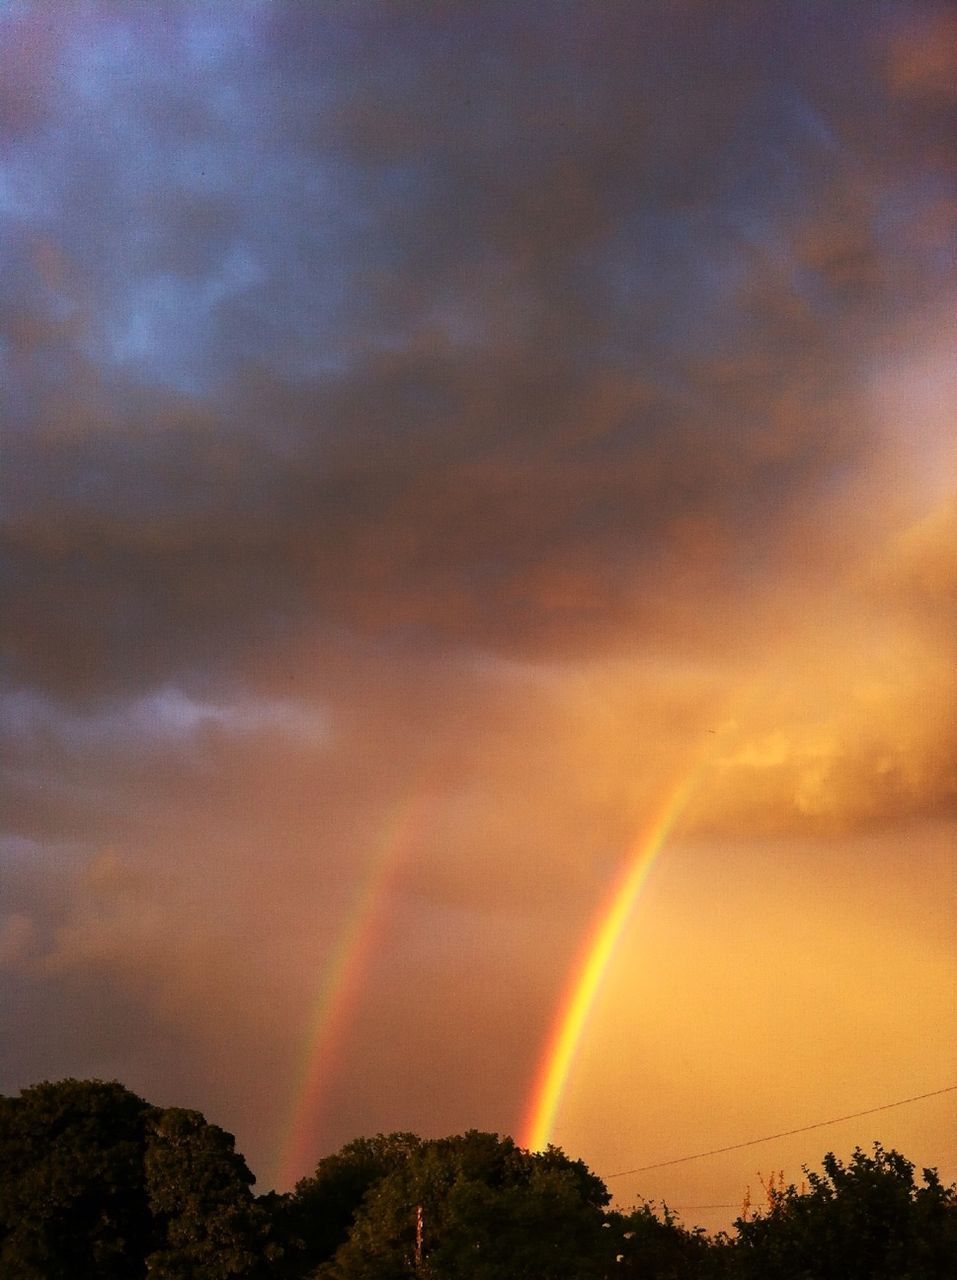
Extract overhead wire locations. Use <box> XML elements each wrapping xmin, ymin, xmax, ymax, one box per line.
<box><xmin>606</xmin><ymin>1083</ymin><xmax>957</xmax><ymax>1179</ymax></box>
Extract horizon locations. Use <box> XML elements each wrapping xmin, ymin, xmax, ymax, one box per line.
<box><xmin>6</xmin><ymin>1069</ymin><xmax>955</xmax><ymax>1235</ymax></box>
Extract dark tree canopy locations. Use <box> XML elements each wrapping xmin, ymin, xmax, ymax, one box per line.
<box><xmin>0</xmin><ymin>1078</ymin><xmax>153</xmax><ymax>1279</ymax></box>
<box><xmin>605</xmin><ymin>1202</ymin><xmax>728</xmax><ymax>1280</ymax></box>
<box><xmin>734</xmin><ymin>1144</ymin><xmax>957</xmax><ymax>1280</ymax></box>
<box><xmin>277</xmin><ymin>1133</ymin><xmax>424</xmax><ymax>1277</ymax></box>
<box><xmin>314</xmin><ymin>1131</ymin><xmax>612</xmax><ymax>1280</ymax></box>
<box><xmin>0</xmin><ymin>1080</ymin><xmax>954</xmax><ymax>1280</ymax></box>
<box><xmin>0</xmin><ymin>1079</ymin><xmax>270</xmax><ymax>1279</ymax></box>
<box><xmin>144</xmin><ymin>1106</ymin><xmax>269</xmax><ymax>1279</ymax></box>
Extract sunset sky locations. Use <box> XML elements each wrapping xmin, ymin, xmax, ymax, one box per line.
<box><xmin>2</xmin><ymin>0</ymin><xmax>956</xmax><ymax>1230</ymax></box>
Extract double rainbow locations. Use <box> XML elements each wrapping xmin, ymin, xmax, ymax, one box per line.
<box><xmin>277</xmin><ymin>740</ymin><xmax>714</xmax><ymax>1183</ymax></box>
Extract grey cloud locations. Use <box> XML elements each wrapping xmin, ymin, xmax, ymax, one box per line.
<box><xmin>2</xmin><ymin>0</ymin><xmax>956</xmax><ymax>1189</ymax></box>
<box><xmin>1</xmin><ymin>686</ymin><xmax>328</xmax><ymax>753</ymax></box>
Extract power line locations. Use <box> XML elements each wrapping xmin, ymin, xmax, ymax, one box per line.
<box><xmin>607</xmin><ymin>1083</ymin><xmax>957</xmax><ymax>1179</ymax></box>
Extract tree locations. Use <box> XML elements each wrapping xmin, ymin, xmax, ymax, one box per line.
<box><xmin>274</xmin><ymin>1133</ymin><xmax>423</xmax><ymax>1277</ymax></box>
<box><xmin>3</xmin><ymin>1078</ymin><xmax>954</xmax><ymax>1280</ymax></box>
<box><xmin>318</xmin><ymin>1132</ymin><xmax>610</xmax><ymax>1280</ymax></box>
<box><xmin>430</xmin><ymin>1161</ymin><xmax>609</xmax><ymax>1280</ymax></box>
<box><xmin>604</xmin><ymin>1202</ymin><xmax>729</xmax><ymax>1280</ymax></box>
<box><xmin>144</xmin><ymin>1106</ymin><xmax>270</xmax><ymax>1278</ymax></box>
<box><xmin>0</xmin><ymin>1079</ymin><xmax>274</xmax><ymax>1279</ymax></box>
<box><xmin>0</xmin><ymin>1078</ymin><xmax>154</xmax><ymax>1279</ymax></box>
<box><xmin>733</xmin><ymin>1143</ymin><xmax>957</xmax><ymax>1280</ymax></box>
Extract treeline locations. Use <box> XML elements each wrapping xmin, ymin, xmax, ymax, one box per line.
<box><xmin>0</xmin><ymin>1079</ymin><xmax>954</xmax><ymax>1278</ymax></box>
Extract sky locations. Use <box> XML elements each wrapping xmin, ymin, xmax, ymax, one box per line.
<box><xmin>1</xmin><ymin>0</ymin><xmax>956</xmax><ymax>1230</ymax></box>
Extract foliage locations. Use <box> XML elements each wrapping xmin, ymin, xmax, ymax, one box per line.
<box><xmin>144</xmin><ymin>1106</ymin><xmax>270</xmax><ymax>1278</ymax></box>
<box><xmin>605</xmin><ymin>1202</ymin><xmax>731</xmax><ymax>1280</ymax></box>
<box><xmin>0</xmin><ymin>1078</ymin><xmax>153</xmax><ymax>1279</ymax></box>
<box><xmin>1</xmin><ymin>1080</ymin><xmax>954</xmax><ymax>1280</ymax></box>
<box><xmin>276</xmin><ymin>1133</ymin><xmax>423</xmax><ymax>1277</ymax></box>
<box><xmin>317</xmin><ymin>1131</ymin><xmax>610</xmax><ymax>1280</ymax></box>
<box><xmin>733</xmin><ymin>1143</ymin><xmax>957</xmax><ymax>1280</ymax></box>
<box><xmin>0</xmin><ymin>1079</ymin><xmax>272</xmax><ymax>1279</ymax></box>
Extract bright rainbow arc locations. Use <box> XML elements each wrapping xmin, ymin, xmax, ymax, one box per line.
<box><xmin>275</xmin><ymin>786</ymin><xmax>437</xmax><ymax>1189</ymax></box>
<box><xmin>521</xmin><ymin>771</ymin><xmax>699</xmax><ymax>1152</ymax></box>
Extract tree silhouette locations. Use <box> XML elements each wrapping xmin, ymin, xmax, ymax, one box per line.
<box><xmin>0</xmin><ymin>1079</ymin><xmax>272</xmax><ymax>1279</ymax></box>
<box><xmin>144</xmin><ymin>1106</ymin><xmax>270</xmax><ymax>1278</ymax></box>
<box><xmin>317</xmin><ymin>1132</ymin><xmax>610</xmax><ymax>1280</ymax></box>
<box><xmin>0</xmin><ymin>1078</ymin><xmax>152</xmax><ymax>1278</ymax></box>
<box><xmin>2</xmin><ymin>1080</ymin><xmax>954</xmax><ymax>1279</ymax></box>
<box><xmin>276</xmin><ymin>1133</ymin><xmax>423</xmax><ymax>1277</ymax></box>
<box><xmin>733</xmin><ymin>1143</ymin><xmax>957</xmax><ymax>1280</ymax></box>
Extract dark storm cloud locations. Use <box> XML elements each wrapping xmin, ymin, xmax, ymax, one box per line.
<box><xmin>2</xmin><ymin>1</ymin><xmax>957</xmax><ymax>1187</ymax></box>
<box><xmin>2</xmin><ymin>0</ymin><xmax>954</xmax><ymax>867</ymax></box>
<box><xmin>4</xmin><ymin>0</ymin><xmax>955</xmax><ymax>704</ymax></box>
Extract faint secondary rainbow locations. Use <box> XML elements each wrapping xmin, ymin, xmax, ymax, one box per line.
<box><xmin>275</xmin><ymin>783</ymin><xmax>439</xmax><ymax>1188</ymax></box>
<box><xmin>521</xmin><ymin>770</ymin><xmax>699</xmax><ymax>1152</ymax></box>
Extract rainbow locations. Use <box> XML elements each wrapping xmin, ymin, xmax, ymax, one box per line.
<box><xmin>275</xmin><ymin>784</ymin><xmax>439</xmax><ymax>1188</ymax></box>
<box><xmin>521</xmin><ymin>771</ymin><xmax>698</xmax><ymax>1152</ymax></box>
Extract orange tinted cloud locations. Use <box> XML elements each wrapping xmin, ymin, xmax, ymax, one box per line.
<box><xmin>888</xmin><ymin>10</ymin><xmax>957</xmax><ymax>102</ymax></box>
<box><xmin>1</xmin><ymin>0</ymin><xmax>955</xmax><ymax>1206</ymax></box>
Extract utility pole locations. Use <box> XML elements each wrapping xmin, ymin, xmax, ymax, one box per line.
<box><xmin>414</xmin><ymin>1203</ymin><xmax>424</xmax><ymax>1271</ymax></box>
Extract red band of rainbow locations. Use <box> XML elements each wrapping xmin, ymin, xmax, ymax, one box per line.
<box><xmin>521</xmin><ymin>771</ymin><xmax>698</xmax><ymax>1151</ymax></box>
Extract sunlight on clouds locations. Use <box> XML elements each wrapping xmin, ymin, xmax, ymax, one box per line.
<box><xmin>1</xmin><ymin>0</ymin><xmax>954</xmax><ymax>1210</ymax></box>
<box><xmin>887</xmin><ymin>9</ymin><xmax>957</xmax><ymax>102</ymax></box>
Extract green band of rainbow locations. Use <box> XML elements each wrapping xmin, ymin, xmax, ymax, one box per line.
<box><xmin>521</xmin><ymin>772</ymin><xmax>698</xmax><ymax>1151</ymax></box>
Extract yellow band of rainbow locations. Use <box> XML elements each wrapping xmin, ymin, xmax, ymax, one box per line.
<box><xmin>521</xmin><ymin>771</ymin><xmax>698</xmax><ymax>1151</ymax></box>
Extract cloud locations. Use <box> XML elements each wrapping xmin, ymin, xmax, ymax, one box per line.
<box><xmin>887</xmin><ymin>8</ymin><xmax>957</xmax><ymax>102</ymax></box>
<box><xmin>683</xmin><ymin>496</ymin><xmax>957</xmax><ymax>835</ymax></box>
<box><xmin>1</xmin><ymin>0</ymin><xmax>955</xmax><ymax>1196</ymax></box>
<box><xmin>3</xmin><ymin>1</ymin><xmax>954</xmax><ymax>700</ymax></box>
<box><xmin>0</xmin><ymin>685</ymin><xmax>329</xmax><ymax>753</ymax></box>
<box><xmin>0</xmin><ymin>913</ymin><xmax>35</xmax><ymax>969</ymax></box>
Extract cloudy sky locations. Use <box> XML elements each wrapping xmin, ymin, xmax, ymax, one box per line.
<box><xmin>2</xmin><ymin>0</ymin><xmax>955</xmax><ymax>1226</ymax></box>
